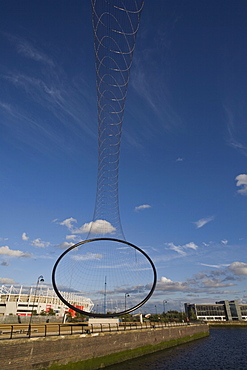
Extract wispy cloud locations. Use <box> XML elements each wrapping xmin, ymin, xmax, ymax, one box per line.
<box><xmin>6</xmin><ymin>34</ymin><xmax>54</xmax><ymax>66</ymax></box>
<box><xmin>130</xmin><ymin>33</ymin><xmax>182</xmax><ymax>133</ymax></box>
<box><xmin>193</xmin><ymin>216</ymin><xmax>214</xmax><ymax>229</ymax></box>
<box><xmin>224</xmin><ymin>106</ymin><xmax>247</xmax><ymax>157</ymax></box>
<box><xmin>59</xmin><ymin>217</ymin><xmax>77</xmax><ymax>229</ymax></box>
<box><xmin>16</xmin><ymin>39</ymin><xmax>54</xmax><ymax>66</ymax></box>
<box><xmin>135</xmin><ymin>204</ymin><xmax>151</xmax><ymax>211</ymax></box>
<box><xmin>0</xmin><ymin>237</ymin><xmax>8</xmax><ymax>241</ymax></box>
<box><xmin>199</xmin><ymin>263</ymin><xmax>228</xmax><ymax>268</ymax></box>
<box><xmin>154</xmin><ymin>266</ymin><xmax>240</xmax><ymax>294</ymax></box>
<box><xmin>0</xmin><ymin>278</ymin><xmax>16</xmax><ymax>284</ymax></box>
<box><xmin>200</xmin><ymin>277</ymin><xmax>235</xmax><ymax>288</ymax></box>
<box><xmin>165</xmin><ymin>241</ymin><xmax>198</xmax><ymax>256</ymax></box>
<box><xmin>71</xmin><ymin>252</ymin><xmax>103</xmax><ymax>261</ymax></box>
<box><xmin>235</xmin><ymin>174</ymin><xmax>247</xmax><ymax>195</ymax></box>
<box><xmin>1</xmin><ymin>35</ymin><xmax>96</xmax><ymax>154</ymax></box>
<box><xmin>0</xmin><ymin>246</ymin><xmax>31</xmax><ymax>258</ymax></box>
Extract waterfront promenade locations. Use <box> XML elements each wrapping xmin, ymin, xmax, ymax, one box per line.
<box><xmin>0</xmin><ymin>322</ymin><xmax>208</xmax><ymax>369</ymax></box>
<box><xmin>0</xmin><ymin>321</ymin><xmax>189</xmax><ymax>340</ymax></box>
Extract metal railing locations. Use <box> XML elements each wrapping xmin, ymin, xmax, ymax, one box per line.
<box><xmin>0</xmin><ymin>321</ymin><xmax>196</xmax><ymax>340</ymax></box>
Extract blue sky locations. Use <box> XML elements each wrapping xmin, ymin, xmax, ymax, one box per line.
<box><xmin>1</xmin><ymin>0</ymin><xmax>247</xmax><ymax>313</ymax></box>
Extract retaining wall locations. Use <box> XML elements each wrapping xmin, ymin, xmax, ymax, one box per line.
<box><xmin>0</xmin><ymin>324</ymin><xmax>209</xmax><ymax>369</ymax></box>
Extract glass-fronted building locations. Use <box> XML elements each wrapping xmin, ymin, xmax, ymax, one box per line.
<box><xmin>185</xmin><ymin>301</ymin><xmax>247</xmax><ymax>321</ymax></box>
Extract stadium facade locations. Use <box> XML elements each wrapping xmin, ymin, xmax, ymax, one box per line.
<box><xmin>185</xmin><ymin>300</ymin><xmax>247</xmax><ymax>321</ymax></box>
<box><xmin>0</xmin><ymin>285</ymin><xmax>94</xmax><ymax>317</ymax></box>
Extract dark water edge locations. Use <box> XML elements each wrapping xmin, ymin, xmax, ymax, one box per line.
<box><xmin>105</xmin><ymin>328</ymin><xmax>247</xmax><ymax>370</ymax></box>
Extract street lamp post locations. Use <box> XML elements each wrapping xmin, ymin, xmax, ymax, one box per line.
<box><xmin>163</xmin><ymin>300</ymin><xmax>167</xmax><ymax>314</ymax></box>
<box><xmin>125</xmin><ymin>293</ymin><xmax>130</xmax><ymax>311</ymax></box>
<box><xmin>27</xmin><ymin>275</ymin><xmax>44</xmax><ymax>337</ymax></box>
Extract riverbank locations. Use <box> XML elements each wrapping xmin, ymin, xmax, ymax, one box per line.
<box><xmin>0</xmin><ymin>324</ymin><xmax>209</xmax><ymax>369</ymax></box>
<box><xmin>209</xmin><ymin>321</ymin><xmax>247</xmax><ymax>327</ymax></box>
<box><xmin>105</xmin><ymin>326</ymin><xmax>247</xmax><ymax>369</ymax></box>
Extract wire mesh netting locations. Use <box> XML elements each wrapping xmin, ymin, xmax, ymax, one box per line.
<box><xmin>52</xmin><ymin>1</ymin><xmax>157</xmax><ymax>317</ymax></box>
<box><xmin>88</xmin><ymin>0</ymin><xmax>144</xmax><ymax>239</ymax></box>
<box><xmin>52</xmin><ymin>238</ymin><xmax>156</xmax><ymax>316</ymax></box>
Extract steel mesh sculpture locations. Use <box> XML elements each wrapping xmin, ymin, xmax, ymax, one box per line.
<box><xmin>88</xmin><ymin>0</ymin><xmax>144</xmax><ymax>238</ymax></box>
<box><xmin>52</xmin><ymin>0</ymin><xmax>156</xmax><ymax>317</ymax></box>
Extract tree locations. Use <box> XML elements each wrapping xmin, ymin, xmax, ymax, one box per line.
<box><xmin>47</xmin><ymin>308</ymin><xmax>56</xmax><ymax>316</ymax></box>
<box><xmin>189</xmin><ymin>308</ymin><xmax>197</xmax><ymax>321</ymax></box>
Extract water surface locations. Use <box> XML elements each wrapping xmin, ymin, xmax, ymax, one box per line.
<box><xmin>106</xmin><ymin>328</ymin><xmax>247</xmax><ymax>369</ymax></box>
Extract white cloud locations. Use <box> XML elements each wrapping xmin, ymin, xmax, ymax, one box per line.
<box><xmin>71</xmin><ymin>252</ymin><xmax>103</xmax><ymax>261</ymax></box>
<box><xmin>193</xmin><ymin>216</ymin><xmax>214</xmax><ymax>229</ymax></box>
<box><xmin>155</xmin><ymin>277</ymin><xmax>188</xmax><ymax>292</ymax></box>
<box><xmin>135</xmin><ymin>204</ymin><xmax>151</xmax><ymax>211</ymax></box>
<box><xmin>165</xmin><ymin>242</ymin><xmax>198</xmax><ymax>256</ymax></box>
<box><xmin>221</xmin><ymin>239</ymin><xmax>228</xmax><ymax>245</ymax></box>
<box><xmin>199</xmin><ymin>263</ymin><xmax>224</xmax><ymax>268</ymax></box>
<box><xmin>0</xmin><ymin>246</ymin><xmax>31</xmax><ymax>258</ymax></box>
<box><xmin>176</xmin><ymin>157</ymin><xmax>184</xmax><ymax>162</ymax></box>
<box><xmin>22</xmin><ymin>232</ymin><xmax>29</xmax><ymax>241</ymax></box>
<box><xmin>0</xmin><ymin>278</ymin><xmax>15</xmax><ymax>284</ymax></box>
<box><xmin>235</xmin><ymin>174</ymin><xmax>247</xmax><ymax>195</ymax></box>
<box><xmin>56</xmin><ymin>241</ymin><xmax>74</xmax><ymax>249</ymax></box>
<box><xmin>31</xmin><ymin>238</ymin><xmax>50</xmax><ymax>248</ymax></box>
<box><xmin>59</xmin><ymin>217</ymin><xmax>77</xmax><ymax>230</ymax></box>
<box><xmin>160</xmin><ymin>276</ymin><xmax>173</xmax><ymax>283</ymax></box>
<box><xmin>201</xmin><ymin>277</ymin><xmax>235</xmax><ymax>288</ymax></box>
<box><xmin>228</xmin><ymin>261</ymin><xmax>247</xmax><ymax>276</ymax></box>
<box><xmin>73</xmin><ymin>219</ymin><xmax>116</xmax><ymax>235</ymax></box>
<box><xmin>66</xmin><ymin>235</ymin><xmax>78</xmax><ymax>241</ymax></box>
<box><xmin>58</xmin><ymin>217</ymin><xmax>115</xmax><ymax>235</ymax></box>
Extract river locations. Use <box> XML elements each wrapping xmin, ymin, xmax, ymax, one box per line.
<box><xmin>106</xmin><ymin>327</ymin><xmax>247</xmax><ymax>369</ymax></box>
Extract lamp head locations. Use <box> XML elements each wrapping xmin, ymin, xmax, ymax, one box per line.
<box><xmin>39</xmin><ymin>275</ymin><xmax>44</xmax><ymax>282</ymax></box>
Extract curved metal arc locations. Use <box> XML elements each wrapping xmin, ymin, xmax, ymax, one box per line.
<box><xmin>52</xmin><ymin>237</ymin><xmax>157</xmax><ymax>318</ymax></box>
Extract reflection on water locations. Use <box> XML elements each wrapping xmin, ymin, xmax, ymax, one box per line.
<box><xmin>106</xmin><ymin>328</ymin><xmax>247</xmax><ymax>369</ymax></box>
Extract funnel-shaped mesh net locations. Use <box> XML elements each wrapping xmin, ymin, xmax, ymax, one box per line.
<box><xmin>88</xmin><ymin>0</ymin><xmax>144</xmax><ymax>239</ymax></box>
<box><xmin>52</xmin><ymin>1</ymin><xmax>157</xmax><ymax>317</ymax></box>
<box><xmin>52</xmin><ymin>238</ymin><xmax>156</xmax><ymax>316</ymax></box>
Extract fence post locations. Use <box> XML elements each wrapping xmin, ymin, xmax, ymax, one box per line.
<box><xmin>44</xmin><ymin>324</ymin><xmax>47</xmax><ymax>337</ymax></box>
<box><xmin>58</xmin><ymin>324</ymin><xmax>60</xmax><ymax>336</ymax></box>
<box><xmin>10</xmin><ymin>325</ymin><xmax>13</xmax><ymax>339</ymax></box>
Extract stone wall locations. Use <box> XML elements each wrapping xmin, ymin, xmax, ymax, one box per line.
<box><xmin>0</xmin><ymin>324</ymin><xmax>209</xmax><ymax>370</ymax></box>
